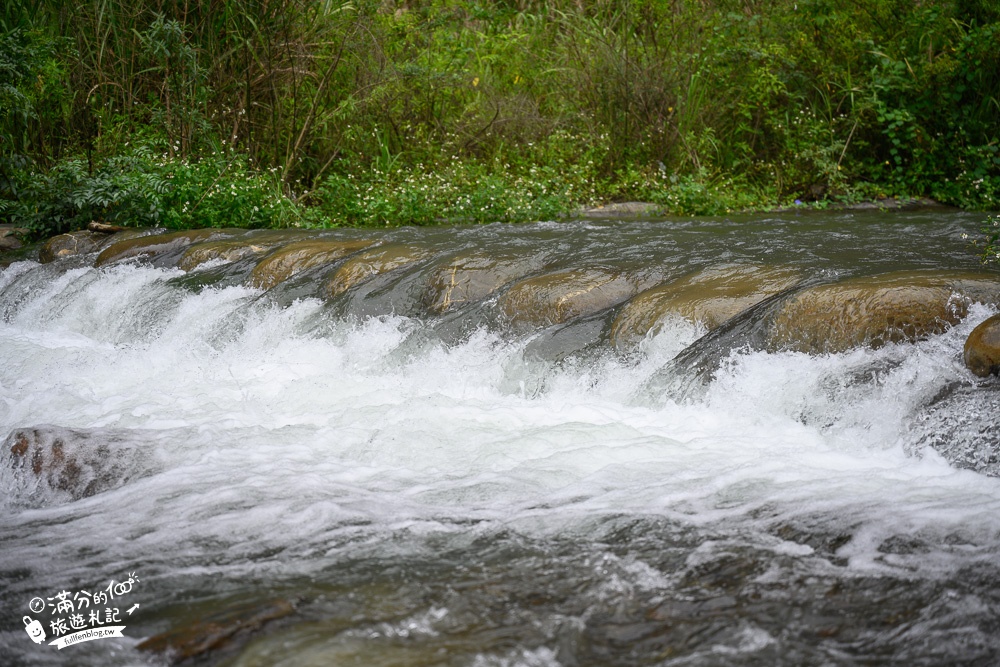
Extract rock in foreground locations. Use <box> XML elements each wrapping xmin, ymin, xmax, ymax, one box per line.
<box><xmin>965</xmin><ymin>314</ymin><xmax>1000</xmax><ymax>377</ymax></box>
<box><xmin>249</xmin><ymin>238</ymin><xmax>377</xmax><ymax>289</ymax></box>
<box><xmin>39</xmin><ymin>231</ymin><xmax>111</xmax><ymax>263</ymax></box>
<box><xmin>499</xmin><ymin>268</ymin><xmax>645</xmax><ymax>330</ymax></box>
<box><xmin>910</xmin><ymin>384</ymin><xmax>1000</xmax><ymax>476</ymax></box>
<box><xmin>177</xmin><ymin>232</ymin><xmax>306</xmax><ymax>272</ymax></box>
<box><xmin>611</xmin><ymin>264</ymin><xmax>802</xmax><ymax>349</ymax></box>
<box><xmin>325</xmin><ymin>244</ymin><xmax>433</xmax><ymax>296</ymax></box>
<box><xmin>423</xmin><ymin>252</ymin><xmax>547</xmax><ymax>314</ymax></box>
<box><xmin>769</xmin><ymin>271</ymin><xmax>1000</xmax><ymax>354</ymax></box>
<box><xmin>95</xmin><ymin>229</ymin><xmax>237</xmax><ymax>267</ymax></box>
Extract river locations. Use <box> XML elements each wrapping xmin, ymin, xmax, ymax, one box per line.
<box><xmin>1</xmin><ymin>209</ymin><xmax>999</xmax><ymax>666</ymax></box>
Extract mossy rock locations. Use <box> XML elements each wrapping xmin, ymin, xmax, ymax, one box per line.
<box><xmin>249</xmin><ymin>238</ymin><xmax>378</xmax><ymax>289</ymax></box>
<box><xmin>40</xmin><ymin>228</ymin><xmax>162</xmax><ymax>263</ymax></box>
<box><xmin>178</xmin><ymin>232</ymin><xmax>314</xmax><ymax>272</ymax></box>
<box><xmin>423</xmin><ymin>253</ymin><xmax>545</xmax><ymax>314</ymax></box>
<box><xmin>611</xmin><ymin>264</ymin><xmax>802</xmax><ymax>349</ymax></box>
<box><xmin>95</xmin><ymin>229</ymin><xmax>239</xmax><ymax>267</ymax></box>
<box><xmin>498</xmin><ymin>268</ymin><xmax>641</xmax><ymax>329</ymax></box>
<box><xmin>769</xmin><ymin>271</ymin><xmax>1000</xmax><ymax>353</ymax></box>
<box><xmin>325</xmin><ymin>244</ymin><xmax>433</xmax><ymax>297</ymax></box>
<box><xmin>178</xmin><ymin>240</ymin><xmax>273</xmax><ymax>272</ymax></box>
<box><xmin>39</xmin><ymin>231</ymin><xmax>110</xmax><ymax>263</ymax></box>
<box><xmin>964</xmin><ymin>314</ymin><xmax>1000</xmax><ymax>377</ymax></box>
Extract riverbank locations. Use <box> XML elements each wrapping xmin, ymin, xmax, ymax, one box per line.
<box><xmin>575</xmin><ymin>196</ymin><xmax>953</xmax><ymax>218</ymax></box>
<box><xmin>0</xmin><ymin>195</ymin><xmax>969</xmax><ymax>262</ymax></box>
<box><xmin>0</xmin><ymin>195</ymin><xmax>992</xmax><ymax>274</ymax></box>
<box><xmin>3</xmin><ymin>1</ymin><xmax>998</xmax><ymax>240</ymax></box>
<box><xmin>1</xmin><ymin>146</ymin><xmax>967</xmax><ymax>242</ymax></box>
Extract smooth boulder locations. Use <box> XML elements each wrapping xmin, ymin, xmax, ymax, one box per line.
<box><xmin>769</xmin><ymin>271</ymin><xmax>1000</xmax><ymax>353</ymax></box>
<box><xmin>95</xmin><ymin>229</ymin><xmax>239</xmax><ymax>267</ymax></box>
<box><xmin>249</xmin><ymin>238</ymin><xmax>377</xmax><ymax>289</ymax></box>
<box><xmin>964</xmin><ymin>314</ymin><xmax>1000</xmax><ymax>377</ymax></box>
<box><xmin>39</xmin><ymin>230</ymin><xmax>109</xmax><ymax>263</ymax></box>
<box><xmin>325</xmin><ymin>244</ymin><xmax>432</xmax><ymax>296</ymax></box>
<box><xmin>177</xmin><ymin>232</ymin><xmax>311</xmax><ymax>272</ymax></box>
<box><xmin>498</xmin><ymin>268</ymin><xmax>643</xmax><ymax>329</ymax></box>
<box><xmin>423</xmin><ymin>253</ymin><xmax>546</xmax><ymax>314</ymax></box>
<box><xmin>611</xmin><ymin>264</ymin><xmax>802</xmax><ymax>349</ymax></box>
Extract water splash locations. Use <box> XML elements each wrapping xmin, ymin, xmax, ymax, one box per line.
<box><xmin>2</xmin><ymin>214</ymin><xmax>1000</xmax><ymax>666</ymax></box>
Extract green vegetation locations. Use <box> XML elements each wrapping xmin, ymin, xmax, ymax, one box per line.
<box><xmin>1</xmin><ymin>0</ymin><xmax>999</xmax><ymax>239</ymax></box>
<box><xmin>971</xmin><ymin>214</ymin><xmax>1000</xmax><ymax>265</ymax></box>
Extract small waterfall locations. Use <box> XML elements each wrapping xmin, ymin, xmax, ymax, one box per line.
<box><xmin>2</xmin><ymin>212</ymin><xmax>1000</xmax><ymax>666</ymax></box>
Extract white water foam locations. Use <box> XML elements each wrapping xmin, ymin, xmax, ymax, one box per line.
<box><xmin>2</xmin><ymin>261</ymin><xmax>1000</xmax><ymax>603</ymax></box>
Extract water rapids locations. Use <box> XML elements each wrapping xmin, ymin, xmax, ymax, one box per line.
<box><xmin>1</xmin><ymin>210</ymin><xmax>999</xmax><ymax>666</ymax></box>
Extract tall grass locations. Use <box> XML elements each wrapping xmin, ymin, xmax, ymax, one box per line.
<box><xmin>2</xmin><ymin>0</ymin><xmax>999</xmax><ymax>235</ymax></box>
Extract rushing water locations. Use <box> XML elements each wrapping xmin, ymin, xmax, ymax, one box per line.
<box><xmin>2</xmin><ymin>210</ymin><xmax>999</xmax><ymax>666</ymax></box>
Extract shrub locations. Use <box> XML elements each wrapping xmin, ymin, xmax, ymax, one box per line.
<box><xmin>970</xmin><ymin>214</ymin><xmax>1000</xmax><ymax>266</ymax></box>
<box><xmin>304</xmin><ymin>157</ymin><xmax>578</xmax><ymax>228</ymax></box>
<box><xmin>0</xmin><ymin>148</ymin><xmax>294</xmax><ymax>238</ymax></box>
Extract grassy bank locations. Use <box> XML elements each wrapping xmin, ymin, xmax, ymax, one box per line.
<box><xmin>1</xmin><ymin>0</ymin><xmax>999</xmax><ymax>238</ymax></box>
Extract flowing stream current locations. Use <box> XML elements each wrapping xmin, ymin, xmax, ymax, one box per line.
<box><xmin>1</xmin><ymin>210</ymin><xmax>1000</xmax><ymax>666</ymax></box>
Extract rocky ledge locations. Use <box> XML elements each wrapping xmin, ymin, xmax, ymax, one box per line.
<box><xmin>7</xmin><ymin>226</ymin><xmax>1000</xmax><ymax>372</ymax></box>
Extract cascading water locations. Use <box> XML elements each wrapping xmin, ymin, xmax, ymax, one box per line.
<box><xmin>1</xmin><ymin>210</ymin><xmax>999</xmax><ymax>666</ymax></box>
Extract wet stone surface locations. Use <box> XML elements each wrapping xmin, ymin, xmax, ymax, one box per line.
<box><xmin>611</xmin><ymin>264</ymin><xmax>803</xmax><ymax>350</ymax></box>
<box><xmin>910</xmin><ymin>384</ymin><xmax>1000</xmax><ymax>476</ymax></box>
<box><xmin>964</xmin><ymin>314</ymin><xmax>1000</xmax><ymax>377</ymax></box>
<box><xmin>248</xmin><ymin>238</ymin><xmax>378</xmax><ymax>289</ymax></box>
<box><xmin>768</xmin><ymin>271</ymin><xmax>1000</xmax><ymax>353</ymax></box>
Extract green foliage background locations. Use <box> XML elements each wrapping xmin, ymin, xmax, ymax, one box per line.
<box><xmin>1</xmin><ymin>0</ymin><xmax>999</xmax><ymax>238</ymax></box>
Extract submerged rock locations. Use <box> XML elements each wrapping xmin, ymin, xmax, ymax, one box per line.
<box><xmin>769</xmin><ymin>271</ymin><xmax>1000</xmax><ymax>354</ymax></box>
<box><xmin>325</xmin><ymin>244</ymin><xmax>433</xmax><ymax>296</ymax></box>
<box><xmin>964</xmin><ymin>314</ymin><xmax>1000</xmax><ymax>377</ymax></box>
<box><xmin>4</xmin><ymin>426</ymin><xmax>157</xmax><ymax>502</ymax></box>
<box><xmin>138</xmin><ymin>598</ymin><xmax>295</xmax><ymax>663</ymax></box>
<box><xmin>249</xmin><ymin>238</ymin><xmax>377</xmax><ymax>289</ymax></box>
<box><xmin>611</xmin><ymin>264</ymin><xmax>802</xmax><ymax>349</ymax></box>
<box><xmin>178</xmin><ymin>240</ymin><xmax>273</xmax><ymax>272</ymax></box>
<box><xmin>498</xmin><ymin>268</ymin><xmax>642</xmax><ymax>329</ymax></box>
<box><xmin>95</xmin><ymin>229</ymin><xmax>239</xmax><ymax>267</ymax></box>
<box><xmin>423</xmin><ymin>253</ymin><xmax>546</xmax><ymax>314</ymax></box>
<box><xmin>910</xmin><ymin>384</ymin><xmax>1000</xmax><ymax>476</ymax></box>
